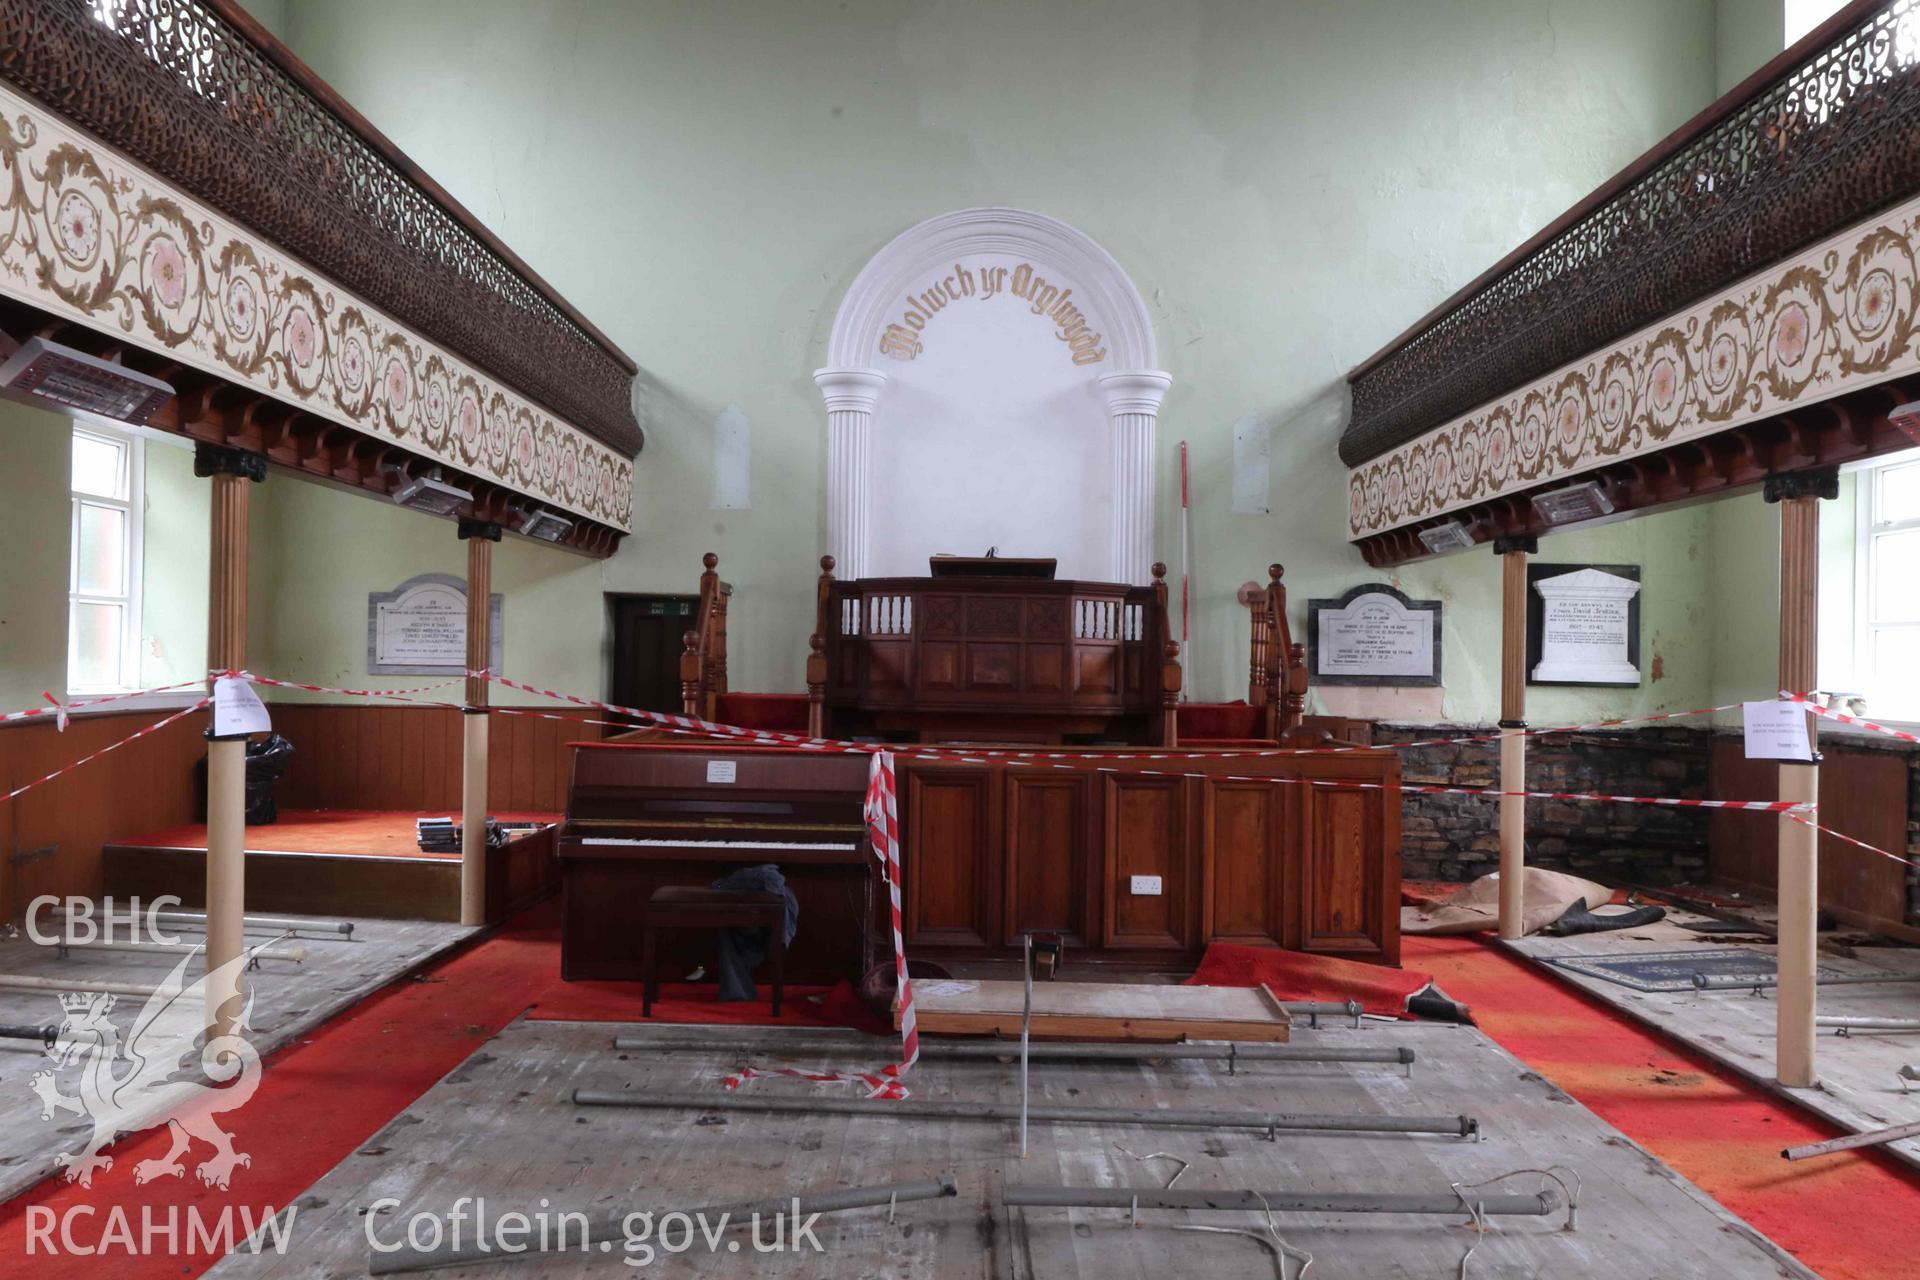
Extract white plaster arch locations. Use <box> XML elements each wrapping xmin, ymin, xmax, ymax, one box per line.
<box><xmin>815</xmin><ymin>207</ymin><xmax>1169</xmax><ymax>582</ymax></box>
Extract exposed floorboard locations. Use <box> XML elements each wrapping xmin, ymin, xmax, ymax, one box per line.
<box><xmin>1505</xmin><ymin>911</ymin><xmax>1920</xmax><ymax>1172</ymax></box>
<box><xmin>0</xmin><ymin>908</ymin><xmax>475</xmax><ymax>1204</ymax></box>
<box><xmin>205</xmin><ymin>1018</ymin><xmax>1813</xmax><ymax>1279</ymax></box>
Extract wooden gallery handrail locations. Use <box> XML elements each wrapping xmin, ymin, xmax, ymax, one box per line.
<box><xmin>679</xmin><ymin>552</ymin><xmax>732</xmax><ymax>720</ymax></box>
<box><xmin>1247</xmin><ymin>564</ymin><xmax>1307</xmax><ymax>738</ymax></box>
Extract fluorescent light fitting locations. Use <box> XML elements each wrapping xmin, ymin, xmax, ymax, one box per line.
<box><xmin>0</xmin><ymin>337</ymin><xmax>172</xmax><ymax>424</ymax></box>
<box><xmin>1891</xmin><ymin>400</ymin><xmax>1920</xmax><ymax>447</ymax></box>
<box><xmin>1416</xmin><ymin>519</ymin><xmax>1475</xmax><ymax>555</ymax></box>
<box><xmin>1532</xmin><ymin>479</ymin><xmax>1615</xmax><ymax>526</ymax></box>
<box><xmin>510</xmin><ymin>505</ymin><xmax>574</xmax><ymax>543</ymax></box>
<box><xmin>390</xmin><ymin>470</ymin><xmax>474</xmax><ymax>517</ymax></box>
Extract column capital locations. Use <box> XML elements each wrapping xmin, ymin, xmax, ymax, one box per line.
<box><xmin>813</xmin><ymin>366</ymin><xmax>889</xmax><ymax>413</ymax></box>
<box><xmin>1096</xmin><ymin>369</ymin><xmax>1172</xmax><ymax>417</ymax></box>
<box><xmin>193</xmin><ymin>442</ymin><xmax>267</xmax><ymax>482</ymax></box>
<box><xmin>1763</xmin><ymin>467</ymin><xmax>1840</xmax><ymax>503</ymax></box>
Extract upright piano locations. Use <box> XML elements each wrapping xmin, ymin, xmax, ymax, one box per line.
<box><xmin>557</xmin><ymin>739</ymin><xmax>877</xmax><ymax>983</ymax></box>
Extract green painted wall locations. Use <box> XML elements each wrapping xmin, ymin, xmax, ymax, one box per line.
<box><xmin>273</xmin><ymin>0</ymin><xmax>1724</xmax><ymax>722</ymax></box>
<box><xmin>248</xmin><ymin>475</ymin><xmax>605</xmax><ymax>705</ymax></box>
<box><xmin>138</xmin><ymin>438</ymin><xmax>209</xmax><ymax>688</ymax></box>
<box><xmin>0</xmin><ymin>399</ymin><xmax>73</xmax><ymax>710</ymax></box>
<box><xmin>1716</xmin><ymin>0</ymin><xmax>1786</xmax><ymax>94</ymax></box>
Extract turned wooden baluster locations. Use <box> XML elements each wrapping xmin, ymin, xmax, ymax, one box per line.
<box><xmin>1261</xmin><ymin>564</ymin><xmax>1287</xmax><ymax>738</ymax></box>
<box><xmin>815</xmin><ymin>555</ymin><xmax>837</xmax><ymax>641</ymax></box>
<box><xmin>1160</xmin><ymin>640</ymin><xmax>1183</xmax><ymax>747</ymax></box>
<box><xmin>710</xmin><ymin>589</ymin><xmax>731</xmax><ymax>708</ymax></box>
<box><xmin>679</xmin><ymin>629</ymin><xmax>703</xmax><ymax>719</ymax></box>
<box><xmin>806</xmin><ymin>634</ymin><xmax>827</xmax><ymax>739</ymax></box>
<box><xmin>1281</xmin><ymin>641</ymin><xmax>1309</xmax><ymax>733</ymax></box>
<box><xmin>1148</xmin><ymin>562</ymin><xmax>1181</xmax><ymax>745</ymax></box>
<box><xmin>807</xmin><ymin>555</ymin><xmax>836</xmax><ymax>739</ymax></box>
<box><xmin>1248</xmin><ymin>582</ymin><xmax>1272</xmax><ymax>713</ymax></box>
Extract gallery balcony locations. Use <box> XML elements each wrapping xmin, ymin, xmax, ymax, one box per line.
<box><xmin>0</xmin><ymin>0</ymin><xmax>638</xmax><ymax>553</ymax></box>
<box><xmin>1345</xmin><ymin>0</ymin><xmax>1920</xmax><ymax>565</ymax></box>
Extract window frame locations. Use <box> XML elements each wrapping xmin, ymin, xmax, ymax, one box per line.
<box><xmin>67</xmin><ymin>422</ymin><xmax>145</xmax><ymax>695</ymax></box>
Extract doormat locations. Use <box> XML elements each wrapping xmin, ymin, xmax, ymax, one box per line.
<box><xmin>1546</xmin><ymin>947</ymin><xmax>1843</xmax><ymax>992</ymax></box>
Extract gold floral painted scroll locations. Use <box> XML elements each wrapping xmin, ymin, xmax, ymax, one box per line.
<box><xmin>1348</xmin><ymin>198</ymin><xmax>1920</xmax><ymax>541</ymax></box>
<box><xmin>0</xmin><ymin>82</ymin><xmax>633</xmax><ymax>531</ymax></box>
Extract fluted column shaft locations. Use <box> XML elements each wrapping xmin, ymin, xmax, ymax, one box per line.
<box><xmin>815</xmin><ymin>368</ymin><xmax>888</xmax><ymax>580</ymax></box>
<box><xmin>1097</xmin><ymin>371</ymin><xmax>1172</xmax><ymax>585</ymax></box>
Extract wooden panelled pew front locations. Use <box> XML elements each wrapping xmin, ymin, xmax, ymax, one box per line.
<box><xmin>896</xmin><ymin>747</ymin><xmax>1400</xmax><ymax>968</ymax></box>
<box><xmin>557</xmin><ymin>734</ymin><xmax>1401</xmax><ymax>979</ymax></box>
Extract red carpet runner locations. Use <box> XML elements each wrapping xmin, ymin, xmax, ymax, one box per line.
<box><xmin>3</xmin><ymin>907</ymin><xmax>1914</xmax><ymax>1278</ymax></box>
<box><xmin>1407</xmin><ymin>934</ymin><xmax>1920</xmax><ymax>1280</ymax></box>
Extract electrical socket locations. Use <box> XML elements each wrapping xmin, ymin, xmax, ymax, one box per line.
<box><xmin>1130</xmin><ymin>875</ymin><xmax>1163</xmax><ymax>896</ymax></box>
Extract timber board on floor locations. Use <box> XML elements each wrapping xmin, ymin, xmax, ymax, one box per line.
<box><xmin>0</xmin><ymin>910</ymin><xmax>474</xmax><ymax>1204</ymax></box>
<box><xmin>205</xmin><ymin>1019</ymin><xmax>1812</xmax><ymax>1279</ymax></box>
<box><xmin>1505</xmin><ymin>912</ymin><xmax>1920</xmax><ymax>1171</ymax></box>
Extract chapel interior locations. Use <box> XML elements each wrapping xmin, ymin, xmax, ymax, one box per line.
<box><xmin>3</xmin><ymin>1</ymin><xmax>1920</xmax><ymax>1276</ymax></box>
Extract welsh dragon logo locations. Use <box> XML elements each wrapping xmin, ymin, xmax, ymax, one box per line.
<box><xmin>29</xmin><ymin>948</ymin><xmax>264</xmax><ymax>1189</ymax></box>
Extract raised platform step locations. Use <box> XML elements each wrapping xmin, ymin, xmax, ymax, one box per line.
<box><xmin>103</xmin><ymin>809</ymin><xmax>559</xmax><ymax>923</ymax></box>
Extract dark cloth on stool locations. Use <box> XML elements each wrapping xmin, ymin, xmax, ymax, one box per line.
<box><xmin>709</xmin><ymin>864</ymin><xmax>798</xmax><ymax>1002</ymax></box>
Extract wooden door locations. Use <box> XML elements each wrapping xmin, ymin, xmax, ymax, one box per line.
<box><xmin>607</xmin><ymin>594</ymin><xmax>699</xmax><ymax>716</ymax></box>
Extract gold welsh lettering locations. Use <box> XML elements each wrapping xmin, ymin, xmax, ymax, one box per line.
<box><xmin>876</xmin><ymin>261</ymin><xmax>1108</xmax><ymax>366</ymax></box>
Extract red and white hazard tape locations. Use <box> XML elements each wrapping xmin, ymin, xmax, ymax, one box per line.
<box><xmin>720</xmin><ymin>752</ymin><xmax>918</xmax><ymax>1100</ymax></box>
<box><xmin>1784</xmin><ymin>693</ymin><xmax>1920</xmax><ymax>745</ymax></box>
<box><xmin>215</xmin><ymin>671</ymin><xmax>466</xmax><ymax>701</ymax></box>
<box><xmin>1</xmin><ymin>679</ymin><xmax>209</xmax><ymax>728</ymax></box>
<box><xmin>2</xmin><ymin>698</ymin><xmax>210</xmax><ymax>803</ymax></box>
<box><xmin>1788</xmin><ymin>812</ymin><xmax>1920</xmax><ymax>870</ymax></box>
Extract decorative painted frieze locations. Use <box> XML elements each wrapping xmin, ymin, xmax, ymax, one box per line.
<box><xmin>1347</xmin><ymin>190</ymin><xmax>1920</xmax><ymax>541</ymax></box>
<box><xmin>0</xmin><ymin>83</ymin><xmax>633</xmax><ymax>531</ymax></box>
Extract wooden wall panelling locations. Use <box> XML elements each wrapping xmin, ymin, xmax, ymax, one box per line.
<box><xmin>1817</xmin><ymin>747</ymin><xmax>1908</xmax><ymax>928</ymax></box>
<box><xmin>1101</xmin><ymin>774</ymin><xmax>1192</xmax><ymax>950</ymax></box>
<box><xmin>1297</xmin><ymin>781</ymin><xmax>1389</xmax><ymax>961</ymax></box>
<box><xmin>1201</xmin><ymin>778</ymin><xmax>1288</xmax><ymax>948</ymax></box>
<box><xmin>1003</xmin><ymin>773</ymin><xmax>1095</xmax><ymax>946</ymax></box>
<box><xmin>268</xmin><ymin>704</ymin><xmax>596</xmax><ymax>814</ymax></box>
<box><xmin>1708</xmin><ymin>738</ymin><xmax>1777</xmax><ymax>892</ymax></box>
<box><xmin>902</xmin><ymin>765</ymin><xmax>1000</xmax><ymax>947</ymax></box>
<box><xmin>0</xmin><ymin>712</ymin><xmax>206</xmax><ymax>917</ymax></box>
<box><xmin>1710</xmin><ymin>738</ymin><xmax>1912</xmax><ymax>937</ymax></box>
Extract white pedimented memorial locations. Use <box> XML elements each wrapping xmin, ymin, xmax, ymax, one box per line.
<box><xmin>1530</xmin><ymin>567</ymin><xmax>1641</xmax><ymax>685</ymax></box>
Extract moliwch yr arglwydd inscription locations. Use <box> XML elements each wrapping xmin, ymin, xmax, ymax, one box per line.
<box><xmin>879</xmin><ymin>262</ymin><xmax>1108</xmax><ymax>365</ymax></box>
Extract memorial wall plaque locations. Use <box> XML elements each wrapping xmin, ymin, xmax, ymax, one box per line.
<box><xmin>1307</xmin><ymin>584</ymin><xmax>1441</xmax><ymax>686</ymax></box>
<box><xmin>1527</xmin><ymin>564</ymin><xmax>1641</xmax><ymax>686</ymax></box>
<box><xmin>367</xmin><ymin>572</ymin><xmax>504</xmax><ymax>675</ymax></box>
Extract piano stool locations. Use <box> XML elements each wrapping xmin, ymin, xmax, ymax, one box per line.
<box><xmin>641</xmin><ymin>886</ymin><xmax>787</xmax><ymax>1018</ymax></box>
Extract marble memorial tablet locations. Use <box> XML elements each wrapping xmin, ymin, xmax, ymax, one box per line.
<box><xmin>367</xmin><ymin>572</ymin><xmax>503</xmax><ymax>675</ymax></box>
<box><xmin>1307</xmin><ymin>584</ymin><xmax>1441</xmax><ymax>686</ymax></box>
<box><xmin>1528</xmin><ymin>565</ymin><xmax>1640</xmax><ymax>685</ymax></box>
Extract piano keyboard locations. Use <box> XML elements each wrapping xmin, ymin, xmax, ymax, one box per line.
<box><xmin>578</xmin><ymin>838</ymin><xmax>860</xmax><ymax>851</ymax></box>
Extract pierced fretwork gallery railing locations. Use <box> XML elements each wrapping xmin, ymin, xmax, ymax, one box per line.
<box><xmin>1343</xmin><ymin>0</ymin><xmax>1920</xmax><ymax>466</ymax></box>
<box><xmin>0</xmin><ymin>0</ymin><xmax>641</xmax><ymax>454</ymax></box>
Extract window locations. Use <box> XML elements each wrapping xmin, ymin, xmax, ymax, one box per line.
<box><xmin>68</xmin><ymin>424</ymin><xmax>143</xmax><ymax>693</ymax></box>
<box><xmin>1853</xmin><ymin>454</ymin><xmax>1920</xmax><ymax>718</ymax></box>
